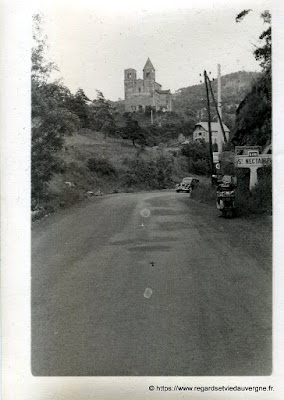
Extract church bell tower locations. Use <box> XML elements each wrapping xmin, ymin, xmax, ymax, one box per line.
<box><xmin>143</xmin><ymin>58</ymin><xmax>155</xmax><ymax>82</ymax></box>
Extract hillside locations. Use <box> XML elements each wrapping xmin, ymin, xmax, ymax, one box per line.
<box><xmin>173</xmin><ymin>71</ymin><xmax>260</xmax><ymax>130</ymax></box>
<box><xmin>34</xmin><ymin>128</ymin><xmax>201</xmax><ymax>216</ymax></box>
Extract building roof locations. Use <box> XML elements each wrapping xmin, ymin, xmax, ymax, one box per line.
<box><xmin>194</xmin><ymin>121</ymin><xmax>230</xmax><ymax>132</ymax></box>
<box><xmin>143</xmin><ymin>57</ymin><xmax>155</xmax><ymax>71</ymax></box>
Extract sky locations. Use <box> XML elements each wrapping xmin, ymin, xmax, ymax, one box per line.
<box><xmin>37</xmin><ymin>0</ymin><xmax>271</xmax><ymax>101</ymax></box>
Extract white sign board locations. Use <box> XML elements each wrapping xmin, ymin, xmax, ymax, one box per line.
<box><xmin>235</xmin><ymin>154</ymin><xmax>272</xmax><ymax>190</ymax></box>
<box><xmin>213</xmin><ymin>152</ymin><xmax>219</xmax><ymax>163</ymax></box>
<box><xmin>235</xmin><ymin>155</ymin><xmax>272</xmax><ymax>168</ymax></box>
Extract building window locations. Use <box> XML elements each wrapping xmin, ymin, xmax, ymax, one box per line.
<box><xmin>146</xmin><ymin>72</ymin><xmax>150</xmax><ymax>77</ymax></box>
<box><xmin>139</xmin><ymin>87</ymin><xmax>141</xmax><ymax>93</ymax></box>
<box><xmin>128</xmin><ymin>73</ymin><xmax>132</xmax><ymax>78</ymax></box>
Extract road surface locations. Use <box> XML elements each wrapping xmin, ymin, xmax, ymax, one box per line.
<box><xmin>32</xmin><ymin>191</ymin><xmax>272</xmax><ymax>376</ymax></box>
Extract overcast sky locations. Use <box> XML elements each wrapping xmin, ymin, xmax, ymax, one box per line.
<box><xmin>38</xmin><ymin>0</ymin><xmax>272</xmax><ymax>101</ymax></box>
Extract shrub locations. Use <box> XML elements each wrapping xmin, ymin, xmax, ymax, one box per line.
<box><xmin>181</xmin><ymin>140</ymin><xmax>211</xmax><ymax>175</ymax></box>
<box><xmin>156</xmin><ymin>155</ymin><xmax>174</xmax><ymax>188</ymax></box>
<box><xmin>121</xmin><ymin>155</ymin><xmax>174</xmax><ymax>189</ymax></box>
<box><xmin>235</xmin><ymin>166</ymin><xmax>272</xmax><ymax>216</ymax></box>
<box><xmin>188</xmin><ymin>159</ymin><xmax>210</xmax><ymax>175</ymax></box>
<box><xmin>87</xmin><ymin>158</ymin><xmax>117</xmax><ymax>176</ymax></box>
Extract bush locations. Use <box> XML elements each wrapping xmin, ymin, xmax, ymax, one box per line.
<box><xmin>188</xmin><ymin>158</ymin><xmax>210</xmax><ymax>175</ymax></box>
<box><xmin>87</xmin><ymin>158</ymin><xmax>117</xmax><ymax>176</ymax></box>
<box><xmin>181</xmin><ymin>140</ymin><xmax>211</xmax><ymax>175</ymax></box>
<box><xmin>121</xmin><ymin>155</ymin><xmax>174</xmax><ymax>189</ymax></box>
<box><xmin>156</xmin><ymin>155</ymin><xmax>174</xmax><ymax>188</ymax></box>
<box><xmin>235</xmin><ymin>166</ymin><xmax>272</xmax><ymax>216</ymax></box>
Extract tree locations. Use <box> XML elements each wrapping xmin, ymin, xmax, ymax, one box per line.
<box><xmin>181</xmin><ymin>140</ymin><xmax>211</xmax><ymax>175</ymax></box>
<box><xmin>123</xmin><ymin>115</ymin><xmax>146</xmax><ymax>147</ymax></box>
<box><xmin>65</xmin><ymin>88</ymin><xmax>92</xmax><ymax>128</ymax></box>
<box><xmin>32</xmin><ymin>13</ymin><xmax>58</xmax><ymax>82</ymax></box>
<box><xmin>232</xmin><ymin>10</ymin><xmax>271</xmax><ymax>147</ymax></box>
<box><xmin>90</xmin><ymin>91</ymin><xmax>116</xmax><ymax>138</ymax></box>
<box><xmin>31</xmin><ymin>14</ymin><xmax>79</xmax><ymax>205</ymax></box>
<box><xmin>236</xmin><ymin>10</ymin><xmax>271</xmax><ymax>70</ymax></box>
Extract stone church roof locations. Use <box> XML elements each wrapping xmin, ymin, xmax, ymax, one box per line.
<box><xmin>143</xmin><ymin>58</ymin><xmax>155</xmax><ymax>71</ymax></box>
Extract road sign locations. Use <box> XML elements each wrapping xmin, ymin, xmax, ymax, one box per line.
<box><xmin>235</xmin><ymin>146</ymin><xmax>261</xmax><ymax>155</ymax></box>
<box><xmin>213</xmin><ymin>152</ymin><xmax>219</xmax><ymax>163</ymax></box>
<box><xmin>248</xmin><ymin>150</ymin><xmax>259</xmax><ymax>156</ymax></box>
<box><xmin>235</xmin><ymin>154</ymin><xmax>272</xmax><ymax>190</ymax></box>
<box><xmin>235</xmin><ymin>155</ymin><xmax>272</xmax><ymax>168</ymax></box>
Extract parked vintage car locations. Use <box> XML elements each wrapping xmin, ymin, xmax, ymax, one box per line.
<box><xmin>176</xmin><ymin>177</ymin><xmax>199</xmax><ymax>193</ymax></box>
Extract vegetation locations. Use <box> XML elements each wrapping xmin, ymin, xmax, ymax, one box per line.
<box><xmin>234</xmin><ymin>166</ymin><xmax>272</xmax><ymax>216</ymax></box>
<box><xmin>122</xmin><ymin>114</ymin><xmax>146</xmax><ymax>147</ymax></box>
<box><xmin>172</xmin><ymin>71</ymin><xmax>260</xmax><ymax>131</ymax></box>
<box><xmin>232</xmin><ymin>70</ymin><xmax>271</xmax><ymax>146</ymax></box>
<box><xmin>32</xmin><ymin>15</ymin><xmax>118</xmax><ymax>209</ymax></box>
<box><xmin>66</xmin><ymin>88</ymin><xmax>92</xmax><ymax>129</ymax></box>
<box><xmin>232</xmin><ymin>10</ymin><xmax>271</xmax><ymax>147</ymax></box>
<box><xmin>113</xmin><ymin>109</ymin><xmax>195</xmax><ymax>147</ymax></box>
<box><xmin>87</xmin><ymin>157</ymin><xmax>117</xmax><ymax>176</ymax></box>
<box><xmin>90</xmin><ymin>91</ymin><xmax>116</xmax><ymax>137</ymax></box>
<box><xmin>181</xmin><ymin>140</ymin><xmax>211</xmax><ymax>175</ymax></box>
<box><xmin>32</xmin><ymin>14</ymin><xmax>79</xmax><ymax>206</ymax></box>
<box><xmin>122</xmin><ymin>154</ymin><xmax>174</xmax><ymax>190</ymax></box>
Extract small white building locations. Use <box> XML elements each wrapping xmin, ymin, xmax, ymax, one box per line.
<box><xmin>193</xmin><ymin>122</ymin><xmax>230</xmax><ymax>148</ymax></box>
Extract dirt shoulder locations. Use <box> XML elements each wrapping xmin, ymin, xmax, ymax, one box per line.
<box><xmin>189</xmin><ymin>196</ymin><xmax>272</xmax><ymax>271</ymax></box>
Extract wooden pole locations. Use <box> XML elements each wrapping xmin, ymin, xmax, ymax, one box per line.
<box><xmin>204</xmin><ymin>71</ymin><xmax>214</xmax><ymax>185</ymax></box>
<box><xmin>206</xmin><ymin>75</ymin><xmax>227</xmax><ymax>144</ymax></box>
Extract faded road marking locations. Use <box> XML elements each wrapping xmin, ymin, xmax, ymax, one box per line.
<box><xmin>140</xmin><ymin>208</ymin><xmax>151</xmax><ymax>218</ymax></box>
<box><xmin>144</xmin><ymin>288</ymin><xmax>153</xmax><ymax>299</ymax></box>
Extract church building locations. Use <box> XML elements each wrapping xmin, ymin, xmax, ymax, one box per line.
<box><xmin>124</xmin><ymin>58</ymin><xmax>173</xmax><ymax>112</ymax></box>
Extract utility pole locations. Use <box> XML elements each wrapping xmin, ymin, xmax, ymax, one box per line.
<box><xmin>204</xmin><ymin>70</ymin><xmax>214</xmax><ymax>185</ymax></box>
<box><xmin>206</xmin><ymin>76</ymin><xmax>227</xmax><ymax>144</ymax></box>
<box><xmin>217</xmin><ymin>64</ymin><xmax>222</xmax><ymax>152</ymax></box>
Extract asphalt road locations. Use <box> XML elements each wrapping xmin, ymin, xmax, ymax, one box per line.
<box><xmin>32</xmin><ymin>191</ymin><xmax>272</xmax><ymax>376</ymax></box>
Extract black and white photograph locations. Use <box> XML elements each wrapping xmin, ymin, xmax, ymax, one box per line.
<box><xmin>2</xmin><ymin>0</ymin><xmax>284</xmax><ymax>398</ymax></box>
